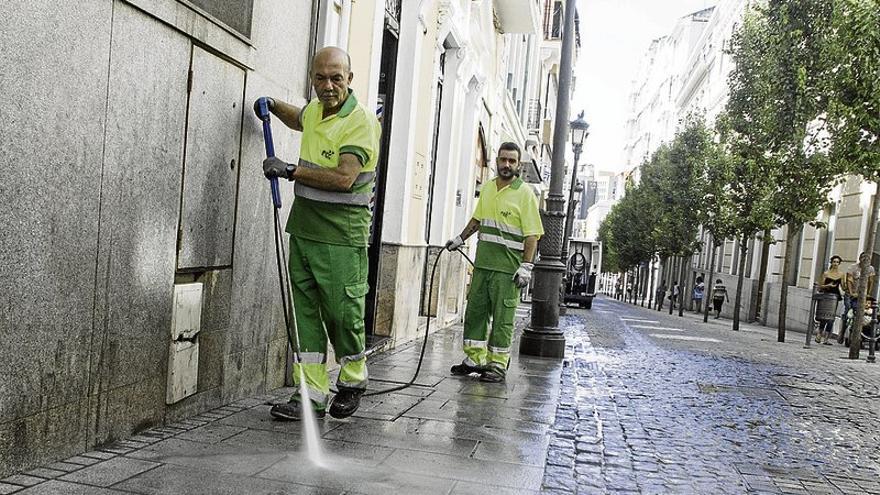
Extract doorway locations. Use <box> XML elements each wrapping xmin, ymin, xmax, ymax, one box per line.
<box><xmin>364</xmin><ymin>4</ymin><xmax>400</xmax><ymax>346</ymax></box>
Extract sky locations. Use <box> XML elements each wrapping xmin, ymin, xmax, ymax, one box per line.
<box><xmin>573</xmin><ymin>0</ymin><xmax>714</xmax><ymax>173</ymax></box>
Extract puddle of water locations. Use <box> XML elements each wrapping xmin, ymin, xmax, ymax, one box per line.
<box><xmin>630</xmin><ymin>325</ymin><xmax>684</xmax><ymax>331</ymax></box>
<box><xmin>649</xmin><ymin>334</ymin><xmax>721</xmax><ymax>343</ymax></box>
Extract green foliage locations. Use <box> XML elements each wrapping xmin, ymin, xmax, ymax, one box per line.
<box><xmin>718</xmin><ymin>9</ymin><xmax>779</xmax><ymax>240</ymax></box>
<box><xmin>598</xmin><ymin>181</ymin><xmax>658</xmax><ymax>271</ymax></box>
<box><xmin>598</xmin><ymin>117</ymin><xmax>716</xmax><ymax>272</ymax></box>
<box><xmin>697</xmin><ymin>139</ymin><xmax>736</xmax><ymax>246</ymax></box>
<box><xmin>824</xmin><ymin>0</ymin><xmax>880</xmax><ymax>178</ymax></box>
<box><xmin>764</xmin><ymin>0</ymin><xmax>841</xmax><ymax>228</ymax></box>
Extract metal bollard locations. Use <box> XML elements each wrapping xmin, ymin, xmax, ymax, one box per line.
<box><xmin>868</xmin><ymin>300</ymin><xmax>877</xmax><ymax>364</ymax></box>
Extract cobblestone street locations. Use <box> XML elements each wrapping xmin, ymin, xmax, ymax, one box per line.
<box><xmin>544</xmin><ymin>296</ymin><xmax>880</xmax><ymax>494</ymax></box>
<box><xmin>5</xmin><ymin>296</ymin><xmax>880</xmax><ymax>494</ymax></box>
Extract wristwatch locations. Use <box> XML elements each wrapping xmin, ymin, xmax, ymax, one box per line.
<box><xmin>285</xmin><ymin>162</ymin><xmax>296</xmax><ymax>180</ymax></box>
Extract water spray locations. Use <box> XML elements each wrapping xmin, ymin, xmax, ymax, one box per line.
<box><xmin>256</xmin><ymin>98</ymin><xmax>325</xmax><ymax>467</ymax></box>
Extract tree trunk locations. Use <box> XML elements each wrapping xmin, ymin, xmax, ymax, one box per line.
<box><xmin>733</xmin><ymin>239</ymin><xmax>748</xmax><ymax>331</ymax></box>
<box><xmin>629</xmin><ymin>269</ymin><xmax>636</xmax><ymax>304</ymax></box>
<box><xmin>638</xmin><ymin>264</ymin><xmax>645</xmax><ymax>306</ymax></box>
<box><xmin>678</xmin><ymin>256</ymin><xmax>688</xmax><ymax>317</ymax></box>
<box><xmin>777</xmin><ymin>226</ymin><xmax>798</xmax><ymax>342</ymax></box>
<box><xmin>648</xmin><ymin>257</ymin><xmax>656</xmax><ymax>310</ymax></box>
<box><xmin>753</xmin><ymin>229</ymin><xmax>772</xmax><ymax>323</ymax></box>
<box><xmin>634</xmin><ymin>265</ymin><xmax>642</xmax><ymax>305</ymax></box>
<box><xmin>704</xmin><ymin>244</ymin><xmax>717</xmax><ymax>323</ymax></box>
<box><xmin>640</xmin><ymin>263</ymin><xmax>647</xmax><ymax>306</ymax></box>
<box><xmin>668</xmin><ymin>256</ymin><xmax>676</xmax><ymax>315</ymax></box>
<box><xmin>851</xmin><ymin>189</ymin><xmax>880</xmax><ymax>359</ymax></box>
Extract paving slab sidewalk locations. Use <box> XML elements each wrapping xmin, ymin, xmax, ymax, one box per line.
<box><xmin>2</xmin><ymin>317</ymin><xmax>564</xmax><ymax>495</ymax></box>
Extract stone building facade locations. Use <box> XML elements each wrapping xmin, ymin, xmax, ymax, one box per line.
<box><xmin>0</xmin><ymin>0</ymin><xmax>575</xmax><ymax>475</ymax></box>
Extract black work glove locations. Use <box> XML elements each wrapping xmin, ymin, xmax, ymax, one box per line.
<box><xmin>263</xmin><ymin>157</ymin><xmax>295</xmax><ymax>180</ymax></box>
<box><xmin>253</xmin><ymin>97</ymin><xmax>275</xmax><ymax>117</ymax></box>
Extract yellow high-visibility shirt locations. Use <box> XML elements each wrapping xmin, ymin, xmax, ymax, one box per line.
<box><xmin>471</xmin><ymin>177</ymin><xmax>544</xmax><ymax>274</ymax></box>
<box><xmin>286</xmin><ymin>90</ymin><xmax>381</xmax><ymax>247</ymax></box>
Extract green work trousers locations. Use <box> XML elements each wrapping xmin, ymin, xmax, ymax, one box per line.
<box><xmin>288</xmin><ymin>235</ymin><xmax>369</xmax><ymax>410</ymax></box>
<box><xmin>462</xmin><ymin>268</ymin><xmax>519</xmax><ymax>375</ymax></box>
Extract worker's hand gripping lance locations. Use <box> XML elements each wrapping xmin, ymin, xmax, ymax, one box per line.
<box><xmin>255</xmin><ymin>97</ymin><xmax>282</xmax><ymax>209</ymax></box>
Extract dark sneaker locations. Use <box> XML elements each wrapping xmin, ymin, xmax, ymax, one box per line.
<box><xmin>479</xmin><ymin>368</ymin><xmax>505</xmax><ymax>383</ymax></box>
<box><xmin>329</xmin><ymin>387</ymin><xmax>364</xmax><ymax>419</ymax></box>
<box><xmin>269</xmin><ymin>400</ymin><xmax>326</xmax><ymax>421</ymax></box>
<box><xmin>450</xmin><ymin>362</ymin><xmax>483</xmax><ymax>376</ymax></box>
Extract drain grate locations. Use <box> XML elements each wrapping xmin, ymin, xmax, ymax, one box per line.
<box><xmin>698</xmin><ymin>382</ymin><xmax>783</xmax><ymax>399</ymax></box>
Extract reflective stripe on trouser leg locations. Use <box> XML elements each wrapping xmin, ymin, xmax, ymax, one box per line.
<box><xmin>295</xmin><ymin>236</ymin><xmax>369</xmax><ymax>391</ymax></box>
<box><xmin>463</xmin><ymin>268</ymin><xmax>493</xmax><ymax>367</ymax></box>
<box><xmin>487</xmin><ymin>270</ymin><xmax>519</xmax><ymax>374</ymax></box>
<box><xmin>289</xmin><ymin>236</ymin><xmax>331</xmax><ymax>408</ymax></box>
<box><xmin>338</xmin><ymin>353</ymin><xmax>368</xmax><ymax>389</ymax></box>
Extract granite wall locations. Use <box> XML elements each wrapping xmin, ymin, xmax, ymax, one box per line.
<box><xmin>0</xmin><ymin>0</ymin><xmax>312</xmax><ymax>476</ymax></box>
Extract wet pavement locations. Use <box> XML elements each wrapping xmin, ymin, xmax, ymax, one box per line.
<box><xmin>543</xmin><ymin>296</ymin><xmax>880</xmax><ymax>494</ymax></box>
<box><xmin>4</xmin><ymin>297</ymin><xmax>880</xmax><ymax>494</ymax></box>
<box><xmin>0</xmin><ymin>314</ymin><xmax>560</xmax><ymax>495</ymax></box>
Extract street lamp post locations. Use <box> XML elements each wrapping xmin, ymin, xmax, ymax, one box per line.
<box><xmin>520</xmin><ymin>0</ymin><xmax>577</xmax><ymax>358</ymax></box>
<box><xmin>560</xmin><ymin>112</ymin><xmax>590</xmax><ymax>272</ymax></box>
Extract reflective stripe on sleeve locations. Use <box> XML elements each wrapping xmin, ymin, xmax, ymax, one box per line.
<box><xmin>298</xmin><ymin>158</ymin><xmax>375</xmax><ymax>185</ymax></box>
<box><xmin>478</xmin><ymin>232</ymin><xmax>524</xmax><ymax>251</ymax></box>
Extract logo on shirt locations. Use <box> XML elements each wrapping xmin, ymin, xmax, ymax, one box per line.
<box><xmin>321</xmin><ymin>149</ymin><xmax>335</xmax><ymax>160</ymax></box>
<box><xmin>500</xmin><ymin>210</ymin><xmax>512</xmax><ymax>218</ymax></box>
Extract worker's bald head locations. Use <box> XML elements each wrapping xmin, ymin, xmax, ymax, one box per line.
<box><xmin>310</xmin><ymin>47</ymin><xmax>354</xmax><ymax>113</ymax></box>
<box><xmin>312</xmin><ymin>47</ymin><xmax>352</xmax><ymax>73</ymax></box>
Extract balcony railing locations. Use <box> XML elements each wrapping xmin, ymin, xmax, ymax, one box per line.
<box><xmin>543</xmin><ymin>0</ymin><xmax>562</xmax><ymax>40</ymax></box>
<box><xmin>527</xmin><ymin>99</ymin><xmax>542</xmax><ymax>130</ymax></box>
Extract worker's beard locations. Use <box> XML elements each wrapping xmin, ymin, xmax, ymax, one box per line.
<box><xmin>498</xmin><ymin>166</ymin><xmax>518</xmax><ymax>179</ymax></box>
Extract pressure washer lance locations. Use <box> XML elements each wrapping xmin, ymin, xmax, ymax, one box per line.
<box><xmin>255</xmin><ymin>97</ymin><xmax>473</xmax><ymax>402</ymax></box>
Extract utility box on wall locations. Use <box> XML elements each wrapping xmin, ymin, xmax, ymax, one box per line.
<box><xmin>167</xmin><ymin>282</ymin><xmax>203</xmax><ymax>404</ymax></box>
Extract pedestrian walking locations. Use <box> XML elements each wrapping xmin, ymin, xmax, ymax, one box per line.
<box><xmin>840</xmin><ymin>252</ymin><xmax>876</xmax><ymax>343</ymax></box>
<box><xmin>445</xmin><ymin>142</ymin><xmax>544</xmax><ymax>383</ymax></box>
<box><xmin>668</xmin><ymin>282</ymin><xmax>680</xmax><ymax>314</ymax></box>
<box><xmin>256</xmin><ymin>47</ymin><xmax>381</xmax><ymax>421</ymax></box>
<box><xmin>816</xmin><ymin>255</ymin><xmax>844</xmax><ymax>345</ymax></box>
<box><xmin>615</xmin><ymin>280</ymin><xmax>623</xmax><ymax>300</ymax></box>
<box><xmin>711</xmin><ymin>279</ymin><xmax>729</xmax><ymax>319</ymax></box>
<box><xmin>692</xmin><ymin>276</ymin><xmax>705</xmax><ymax>313</ymax></box>
<box><xmin>655</xmin><ymin>280</ymin><xmax>667</xmax><ymax>311</ymax></box>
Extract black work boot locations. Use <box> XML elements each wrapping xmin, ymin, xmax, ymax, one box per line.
<box><xmin>329</xmin><ymin>387</ymin><xmax>364</xmax><ymax>419</ymax></box>
<box><xmin>479</xmin><ymin>367</ymin><xmax>506</xmax><ymax>383</ymax></box>
<box><xmin>450</xmin><ymin>362</ymin><xmax>483</xmax><ymax>376</ymax></box>
<box><xmin>269</xmin><ymin>398</ymin><xmax>326</xmax><ymax>421</ymax></box>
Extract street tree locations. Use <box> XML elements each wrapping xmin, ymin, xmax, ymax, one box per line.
<box><xmin>718</xmin><ymin>8</ymin><xmax>779</xmax><ymax>331</ymax></box>
<box><xmin>662</xmin><ymin>117</ymin><xmax>714</xmax><ymax>316</ymax></box>
<box><xmin>696</xmin><ymin>138</ymin><xmax>736</xmax><ymax>323</ymax></box>
<box><xmin>763</xmin><ymin>0</ymin><xmax>838</xmax><ymax>342</ymax></box>
<box><xmin>823</xmin><ymin>0</ymin><xmax>880</xmax><ymax>358</ymax></box>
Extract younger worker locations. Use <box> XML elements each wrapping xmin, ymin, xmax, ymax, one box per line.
<box><xmin>445</xmin><ymin>142</ymin><xmax>544</xmax><ymax>383</ymax></box>
<box><xmin>255</xmin><ymin>47</ymin><xmax>381</xmax><ymax>420</ymax></box>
